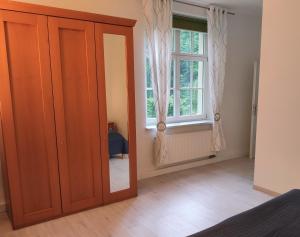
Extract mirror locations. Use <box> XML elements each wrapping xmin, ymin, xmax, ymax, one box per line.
<box><xmin>103</xmin><ymin>33</ymin><xmax>130</xmax><ymax>193</ymax></box>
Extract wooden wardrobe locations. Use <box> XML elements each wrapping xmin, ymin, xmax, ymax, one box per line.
<box><xmin>0</xmin><ymin>1</ymin><xmax>137</xmax><ymax>229</ymax></box>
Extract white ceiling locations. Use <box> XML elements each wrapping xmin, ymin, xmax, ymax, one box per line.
<box><xmin>186</xmin><ymin>0</ymin><xmax>262</xmax><ymax>15</ymax></box>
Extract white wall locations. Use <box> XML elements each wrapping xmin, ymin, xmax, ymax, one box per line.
<box><xmin>0</xmin><ymin>0</ymin><xmax>262</xmax><ymax>207</ymax></box>
<box><xmin>221</xmin><ymin>10</ymin><xmax>262</xmax><ymax>160</ymax></box>
<box><xmin>254</xmin><ymin>0</ymin><xmax>300</xmax><ymax>194</ymax></box>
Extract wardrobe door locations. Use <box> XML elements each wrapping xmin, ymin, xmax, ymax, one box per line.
<box><xmin>95</xmin><ymin>24</ymin><xmax>137</xmax><ymax>204</ymax></box>
<box><xmin>48</xmin><ymin>17</ymin><xmax>102</xmax><ymax>213</ymax></box>
<box><xmin>0</xmin><ymin>11</ymin><xmax>62</xmax><ymax>227</ymax></box>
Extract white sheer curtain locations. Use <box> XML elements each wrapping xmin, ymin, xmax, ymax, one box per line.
<box><xmin>207</xmin><ymin>6</ymin><xmax>228</xmax><ymax>152</ymax></box>
<box><xmin>143</xmin><ymin>0</ymin><xmax>172</xmax><ymax>164</ymax></box>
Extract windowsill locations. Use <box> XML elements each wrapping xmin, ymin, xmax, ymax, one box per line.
<box><xmin>145</xmin><ymin>120</ymin><xmax>213</xmax><ymax>130</ymax></box>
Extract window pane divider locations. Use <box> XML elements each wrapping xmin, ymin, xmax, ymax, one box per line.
<box><xmin>173</xmin><ymin>53</ymin><xmax>208</xmax><ymax>60</ymax></box>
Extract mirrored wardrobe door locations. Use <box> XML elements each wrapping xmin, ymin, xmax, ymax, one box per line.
<box><xmin>104</xmin><ymin>33</ymin><xmax>129</xmax><ymax>193</ymax></box>
<box><xmin>95</xmin><ymin>24</ymin><xmax>137</xmax><ymax>204</ymax></box>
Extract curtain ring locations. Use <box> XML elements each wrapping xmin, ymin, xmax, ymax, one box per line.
<box><xmin>214</xmin><ymin>113</ymin><xmax>221</xmax><ymax>122</ymax></box>
<box><xmin>157</xmin><ymin>121</ymin><xmax>166</xmax><ymax>132</ymax></box>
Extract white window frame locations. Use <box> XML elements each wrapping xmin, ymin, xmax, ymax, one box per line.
<box><xmin>146</xmin><ymin>28</ymin><xmax>209</xmax><ymax>126</ymax></box>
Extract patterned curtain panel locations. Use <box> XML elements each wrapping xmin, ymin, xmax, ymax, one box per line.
<box><xmin>143</xmin><ymin>0</ymin><xmax>172</xmax><ymax>165</ymax></box>
<box><xmin>207</xmin><ymin>6</ymin><xmax>228</xmax><ymax>152</ymax></box>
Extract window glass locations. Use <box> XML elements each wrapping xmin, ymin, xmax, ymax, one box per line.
<box><xmin>180</xmin><ymin>89</ymin><xmax>191</xmax><ymax>116</ymax></box>
<box><xmin>146</xmin><ymin>57</ymin><xmax>152</xmax><ymax>88</ymax></box>
<box><xmin>171</xmin><ymin>59</ymin><xmax>175</xmax><ymax>88</ymax></box>
<box><xmin>192</xmin><ymin>32</ymin><xmax>204</xmax><ymax>55</ymax></box>
<box><xmin>192</xmin><ymin>89</ymin><xmax>203</xmax><ymax>115</ymax></box>
<box><xmin>180</xmin><ymin>60</ymin><xmax>191</xmax><ymax>88</ymax></box>
<box><xmin>168</xmin><ymin>89</ymin><xmax>175</xmax><ymax>117</ymax></box>
<box><xmin>192</xmin><ymin>61</ymin><xmax>203</xmax><ymax>88</ymax></box>
<box><xmin>146</xmin><ymin>90</ymin><xmax>156</xmax><ymax>118</ymax></box>
<box><xmin>180</xmin><ymin>30</ymin><xmax>191</xmax><ymax>53</ymax></box>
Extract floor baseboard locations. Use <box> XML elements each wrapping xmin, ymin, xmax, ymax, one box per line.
<box><xmin>253</xmin><ymin>185</ymin><xmax>281</xmax><ymax>197</ymax></box>
<box><xmin>139</xmin><ymin>154</ymin><xmax>248</xmax><ymax>180</ymax></box>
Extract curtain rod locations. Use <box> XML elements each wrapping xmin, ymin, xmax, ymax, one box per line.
<box><xmin>173</xmin><ymin>0</ymin><xmax>235</xmax><ymax>15</ymax></box>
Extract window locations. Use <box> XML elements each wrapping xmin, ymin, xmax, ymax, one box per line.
<box><xmin>146</xmin><ymin>15</ymin><xmax>208</xmax><ymax>125</ymax></box>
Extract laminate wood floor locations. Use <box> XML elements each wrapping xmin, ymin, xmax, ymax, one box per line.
<box><xmin>0</xmin><ymin>158</ymin><xmax>272</xmax><ymax>237</ymax></box>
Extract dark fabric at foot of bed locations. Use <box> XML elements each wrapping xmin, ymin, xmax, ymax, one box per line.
<box><xmin>189</xmin><ymin>189</ymin><xmax>300</xmax><ymax>237</ymax></box>
<box><xmin>108</xmin><ymin>132</ymin><xmax>128</xmax><ymax>157</ymax></box>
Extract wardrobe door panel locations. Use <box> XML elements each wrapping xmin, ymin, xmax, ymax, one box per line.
<box><xmin>95</xmin><ymin>24</ymin><xmax>137</xmax><ymax>204</ymax></box>
<box><xmin>48</xmin><ymin>17</ymin><xmax>102</xmax><ymax>213</ymax></box>
<box><xmin>0</xmin><ymin>10</ymin><xmax>62</xmax><ymax>227</ymax></box>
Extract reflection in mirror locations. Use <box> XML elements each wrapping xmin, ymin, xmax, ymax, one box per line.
<box><xmin>103</xmin><ymin>33</ymin><xmax>130</xmax><ymax>193</ymax></box>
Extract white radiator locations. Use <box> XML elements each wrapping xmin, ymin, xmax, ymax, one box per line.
<box><xmin>164</xmin><ymin>130</ymin><xmax>213</xmax><ymax>165</ymax></box>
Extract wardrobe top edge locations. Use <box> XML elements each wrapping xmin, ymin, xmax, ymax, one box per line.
<box><xmin>0</xmin><ymin>0</ymin><xmax>137</xmax><ymax>27</ymax></box>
